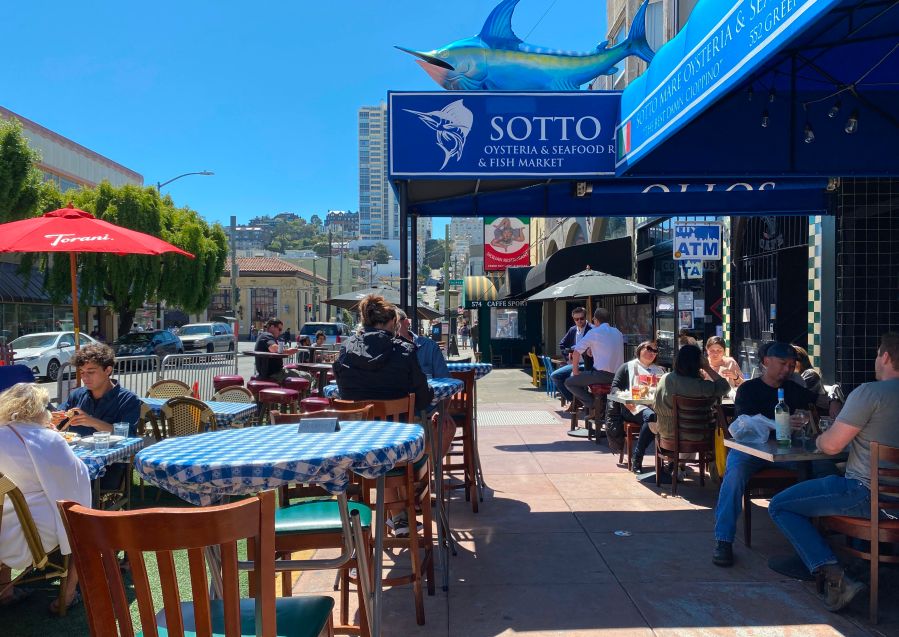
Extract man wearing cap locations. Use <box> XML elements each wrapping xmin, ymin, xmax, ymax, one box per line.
<box><xmin>712</xmin><ymin>341</ymin><xmax>840</xmax><ymax>568</ymax></box>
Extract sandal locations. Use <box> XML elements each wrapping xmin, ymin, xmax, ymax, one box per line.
<box><xmin>48</xmin><ymin>589</ymin><xmax>81</xmax><ymax>615</ymax></box>
<box><xmin>0</xmin><ymin>586</ymin><xmax>32</xmax><ymax>607</ymax></box>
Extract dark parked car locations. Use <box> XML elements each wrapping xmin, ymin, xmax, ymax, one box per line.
<box><xmin>112</xmin><ymin>330</ymin><xmax>184</xmax><ymax>358</ymax></box>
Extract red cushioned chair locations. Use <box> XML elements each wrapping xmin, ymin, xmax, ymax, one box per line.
<box><xmin>301</xmin><ymin>397</ymin><xmax>331</xmax><ymax>413</ymax></box>
<box><xmin>212</xmin><ymin>374</ymin><xmax>244</xmax><ymax>393</ymax></box>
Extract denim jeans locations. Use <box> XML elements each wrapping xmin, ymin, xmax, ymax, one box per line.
<box><xmin>630</xmin><ymin>408</ymin><xmax>657</xmax><ymax>457</ymax></box>
<box><xmin>768</xmin><ymin>475</ymin><xmax>871</xmax><ymax>573</ymax></box>
<box><xmin>550</xmin><ymin>364</ymin><xmax>584</xmax><ymax>402</ymax></box>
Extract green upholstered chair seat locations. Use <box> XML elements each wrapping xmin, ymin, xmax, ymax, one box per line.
<box><xmin>147</xmin><ymin>596</ymin><xmax>334</xmax><ymax>637</ymax></box>
<box><xmin>385</xmin><ymin>454</ymin><xmax>429</xmax><ymax>477</ymax></box>
<box><xmin>274</xmin><ymin>499</ymin><xmax>371</xmax><ymax>534</ymax></box>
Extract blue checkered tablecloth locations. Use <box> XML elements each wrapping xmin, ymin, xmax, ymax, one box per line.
<box><xmin>141</xmin><ymin>398</ymin><xmax>257</xmax><ymax>428</ymax></box>
<box><xmin>74</xmin><ymin>437</ymin><xmax>146</xmax><ymax>480</ymax></box>
<box><xmin>134</xmin><ymin>421</ymin><xmax>425</xmax><ymax>506</ymax></box>
<box><xmin>447</xmin><ymin>362</ymin><xmax>493</xmax><ymax>380</ymax></box>
<box><xmin>322</xmin><ymin>378</ymin><xmax>463</xmax><ymax>407</ymax></box>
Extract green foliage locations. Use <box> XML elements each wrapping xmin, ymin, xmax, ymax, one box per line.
<box><xmin>370</xmin><ymin>242</ymin><xmax>391</xmax><ymax>265</ymax></box>
<box><xmin>265</xmin><ymin>217</ymin><xmax>322</xmax><ymax>253</ymax></box>
<box><xmin>423</xmin><ymin>238</ymin><xmax>451</xmax><ymax>269</ymax></box>
<box><xmin>0</xmin><ymin>118</ymin><xmax>45</xmax><ymax>223</ymax></box>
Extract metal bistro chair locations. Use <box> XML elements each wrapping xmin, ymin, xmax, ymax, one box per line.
<box><xmin>655</xmin><ymin>395</ymin><xmax>718</xmax><ymax>496</ymax></box>
<box><xmin>146</xmin><ymin>378</ymin><xmax>192</xmax><ymax>399</ymax></box>
<box><xmin>156</xmin><ymin>396</ymin><xmax>217</xmax><ymax>441</ymax></box>
<box><xmin>527</xmin><ymin>352</ymin><xmax>545</xmax><ymax>388</ymax></box>
<box><xmin>0</xmin><ymin>473</ymin><xmax>70</xmax><ymax>616</ymax></box>
<box><xmin>59</xmin><ymin>490</ymin><xmax>335</xmax><ymax>637</ymax></box>
<box><xmin>541</xmin><ymin>356</ymin><xmax>557</xmax><ymax>397</ymax></box>
<box><xmin>818</xmin><ymin>442</ymin><xmax>899</xmax><ymax>624</ymax></box>
<box><xmin>211</xmin><ymin>385</ymin><xmax>255</xmax><ymax>403</ymax></box>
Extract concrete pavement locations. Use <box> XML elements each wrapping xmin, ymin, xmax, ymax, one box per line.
<box><xmin>296</xmin><ymin>368</ymin><xmax>898</xmax><ymax>636</ymax></box>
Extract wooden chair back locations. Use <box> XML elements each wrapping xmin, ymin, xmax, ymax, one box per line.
<box><xmin>666</xmin><ymin>395</ymin><xmax>718</xmax><ymax>451</ymax></box>
<box><xmin>159</xmin><ymin>396</ymin><xmax>217</xmax><ymax>439</ymax></box>
<box><xmin>270</xmin><ymin>405</ymin><xmax>373</xmax><ymax>424</ymax></box>
<box><xmin>147</xmin><ymin>379</ymin><xmax>192</xmax><ymax>399</ymax></box>
<box><xmin>59</xmin><ymin>491</ymin><xmax>277</xmax><ymax>637</ymax></box>
<box><xmin>871</xmin><ymin>442</ymin><xmax>899</xmax><ymax>513</ymax></box>
<box><xmin>211</xmin><ymin>386</ymin><xmax>254</xmax><ymax>403</ymax></box>
<box><xmin>448</xmin><ymin>370</ymin><xmax>475</xmax><ymax>421</ymax></box>
<box><xmin>333</xmin><ymin>393</ymin><xmax>415</xmax><ymax>422</ymax></box>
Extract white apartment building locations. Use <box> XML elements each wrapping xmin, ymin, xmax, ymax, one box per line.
<box><xmin>358</xmin><ymin>104</ymin><xmax>399</xmax><ymax>241</ymax></box>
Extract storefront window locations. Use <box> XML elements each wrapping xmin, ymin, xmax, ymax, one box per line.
<box><xmin>251</xmin><ymin>288</ymin><xmax>278</xmax><ymax>322</ymax></box>
<box><xmin>490</xmin><ymin>308</ymin><xmax>523</xmax><ymax>339</ymax></box>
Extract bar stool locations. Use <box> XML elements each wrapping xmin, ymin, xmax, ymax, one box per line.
<box><xmin>282</xmin><ymin>376</ymin><xmax>311</xmax><ymax>397</ymax></box>
<box><xmin>213</xmin><ymin>374</ymin><xmax>244</xmax><ymax>393</ymax></box>
<box><xmin>246</xmin><ymin>379</ymin><xmax>279</xmax><ymax>401</ymax></box>
<box><xmin>258</xmin><ymin>387</ymin><xmax>301</xmax><ymax>424</ymax></box>
<box><xmin>588</xmin><ymin>383</ymin><xmax>612</xmax><ymax>448</ymax></box>
<box><xmin>300</xmin><ymin>397</ymin><xmax>330</xmax><ymax>413</ymax></box>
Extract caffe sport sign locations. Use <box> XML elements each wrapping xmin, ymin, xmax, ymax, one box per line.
<box><xmin>617</xmin><ymin>0</ymin><xmax>841</xmax><ymax>170</ymax></box>
<box><xmin>389</xmin><ymin>92</ymin><xmax>620</xmax><ymax>178</ymax></box>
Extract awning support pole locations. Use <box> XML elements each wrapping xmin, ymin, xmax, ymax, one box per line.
<box><xmin>399</xmin><ymin>181</ymin><xmax>410</xmax><ymax>315</ymax></box>
<box><xmin>410</xmin><ymin>212</ymin><xmax>419</xmax><ymax>332</ymax></box>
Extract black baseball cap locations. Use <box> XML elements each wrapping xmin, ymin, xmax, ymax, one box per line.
<box><xmin>764</xmin><ymin>342</ymin><xmax>797</xmax><ymax>360</ymax></box>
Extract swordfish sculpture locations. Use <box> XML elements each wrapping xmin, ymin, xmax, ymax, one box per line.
<box><xmin>397</xmin><ymin>0</ymin><xmax>655</xmax><ymax>91</ymax></box>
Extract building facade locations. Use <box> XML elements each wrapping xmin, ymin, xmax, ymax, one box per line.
<box><xmin>358</xmin><ymin>104</ymin><xmax>399</xmax><ymax>241</ymax></box>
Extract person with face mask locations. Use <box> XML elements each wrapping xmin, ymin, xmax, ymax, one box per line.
<box><xmin>712</xmin><ymin>342</ymin><xmax>841</xmax><ymax>568</ymax></box>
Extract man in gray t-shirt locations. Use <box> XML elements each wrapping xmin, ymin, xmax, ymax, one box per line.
<box><xmin>768</xmin><ymin>332</ymin><xmax>899</xmax><ymax>614</ymax></box>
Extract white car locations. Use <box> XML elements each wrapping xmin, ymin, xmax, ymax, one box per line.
<box><xmin>10</xmin><ymin>331</ymin><xmax>98</xmax><ymax>381</ymax></box>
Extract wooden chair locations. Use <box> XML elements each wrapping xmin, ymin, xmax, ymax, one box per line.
<box><xmin>445</xmin><ymin>369</ymin><xmax>478</xmax><ymax>512</ymax></box>
<box><xmin>0</xmin><ymin>473</ymin><xmax>70</xmax><ymax>616</ymax></box>
<box><xmin>156</xmin><ymin>396</ymin><xmax>217</xmax><ymax>440</ymax></box>
<box><xmin>655</xmin><ymin>395</ymin><xmax>718</xmax><ymax>495</ymax></box>
<box><xmin>146</xmin><ymin>378</ymin><xmax>192</xmax><ymax>399</ymax></box>
<box><xmin>527</xmin><ymin>352</ymin><xmax>545</xmax><ymax>388</ymax></box>
<box><xmin>59</xmin><ymin>490</ymin><xmax>335</xmax><ymax>637</ymax></box>
<box><xmin>270</xmin><ymin>405</ymin><xmax>374</xmax><ymax>424</ymax></box>
<box><xmin>212</xmin><ymin>385</ymin><xmax>255</xmax><ymax>403</ymax></box>
<box><xmin>333</xmin><ymin>394</ymin><xmax>434</xmax><ymax>626</ymax></box>
<box><xmin>819</xmin><ymin>442</ymin><xmax>899</xmax><ymax>624</ymax></box>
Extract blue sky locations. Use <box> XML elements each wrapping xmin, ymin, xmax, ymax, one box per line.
<box><xmin>2</xmin><ymin>1</ymin><xmax>607</xmax><ymax>236</ymax></box>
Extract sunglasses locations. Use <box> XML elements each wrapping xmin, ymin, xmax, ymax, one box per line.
<box><xmin>645</xmin><ymin>347</ymin><xmax>659</xmax><ymax>354</ymax></box>
<box><xmin>573</xmin><ymin>316</ymin><xmax>587</xmax><ymax>322</ymax></box>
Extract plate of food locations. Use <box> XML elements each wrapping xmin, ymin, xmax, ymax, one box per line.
<box><xmin>60</xmin><ymin>431</ymin><xmax>81</xmax><ymax>445</ymax></box>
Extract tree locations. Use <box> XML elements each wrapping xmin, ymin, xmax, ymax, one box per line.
<box><xmin>0</xmin><ymin>118</ymin><xmax>45</xmax><ymax>223</ymax></box>
<box><xmin>423</xmin><ymin>238</ymin><xmax>451</xmax><ymax>270</ymax></box>
<box><xmin>41</xmin><ymin>183</ymin><xmax>228</xmax><ymax>335</ymax></box>
<box><xmin>370</xmin><ymin>242</ymin><xmax>391</xmax><ymax>265</ymax></box>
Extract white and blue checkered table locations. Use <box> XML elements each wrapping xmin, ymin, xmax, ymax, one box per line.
<box><xmin>74</xmin><ymin>437</ymin><xmax>146</xmax><ymax>480</ymax></box>
<box><xmin>141</xmin><ymin>397</ymin><xmax>257</xmax><ymax>428</ymax></box>
<box><xmin>447</xmin><ymin>362</ymin><xmax>493</xmax><ymax>380</ymax></box>
<box><xmin>134</xmin><ymin>421</ymin><xmax>425</xmax><ymax>506</ymax></box>
<box><xmin>321</xmin><ymin>378</ymin><xmax>464</xmax><ymax>407</ymax></box>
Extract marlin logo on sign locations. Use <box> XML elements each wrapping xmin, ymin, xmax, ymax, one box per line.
<box><xmin>404</xmin><ymin>99</ymin><xmax>473</xmax><ymax>169</ymax></box>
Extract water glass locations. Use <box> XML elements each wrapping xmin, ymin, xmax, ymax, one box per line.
<box><xmin>93</xmin><ymin>431</ymin><xmax>111</xmax><ymax>450</ymax></box>
<box><xmin>818</xmin><ymin>417</ymin><xmax>833</xmax><ymax>432</ymax></box>
<box><xmin>113</xmin><ymin>422</ymin><xmax>130</xmax><ymax>438</ymax></box>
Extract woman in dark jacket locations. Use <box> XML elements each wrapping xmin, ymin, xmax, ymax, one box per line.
<box><xmin>333</xmin><ymin>294</ymin><xmax>433</xmax><ymax>412</ymax></box>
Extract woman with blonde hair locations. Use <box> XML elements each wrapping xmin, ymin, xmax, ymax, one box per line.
<box><xmin>0</xmin><ymin>383</ymin><xmax>90</xmax><ymax>612</ymax></box>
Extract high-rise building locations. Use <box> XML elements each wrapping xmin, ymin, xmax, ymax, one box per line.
<box><xmin>358</xmin><ymin>104</ymin><xmax>398</xmax><ymax>241</ymax></box>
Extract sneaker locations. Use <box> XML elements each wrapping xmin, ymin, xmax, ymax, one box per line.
<box><xmin>385</xmin><ymin>516</ymin><xmax>423</xmax><ymax>537</ymax></box>
<box><xmin>713</xmin><ymin>540</ymin><xmax>734</xmax><ymax>567</ymax></box>
<box><xmin>821</xmin><ymin>566</ymin><xmax>866</xmax><ymax>612</ymax></box>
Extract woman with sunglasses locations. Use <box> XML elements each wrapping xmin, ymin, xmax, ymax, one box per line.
<box><xmin>703</xmin><ymin>336</ymin><xmax>744</xmax><ymax>388</ymax></box>
<box><xmin>608</xmin><ymin>341</ymin><xmax>666</xmax><ymax>473</ymax></box>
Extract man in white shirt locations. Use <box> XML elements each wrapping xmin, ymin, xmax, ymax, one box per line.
<box><xmin>565</xmin><ymin>307</ymin><xmax>624</xmax><ymax>420</ymax></box>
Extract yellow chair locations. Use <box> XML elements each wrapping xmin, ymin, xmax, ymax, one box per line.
<box><xmin>527</xmin><ymin>352</ymin><xmax>546</xmax><ymax>388</ymax></box>
<box><xmin>0</xmin><ymin>473</ymin><xmax>70</xmax><ymax>616</ymax></box>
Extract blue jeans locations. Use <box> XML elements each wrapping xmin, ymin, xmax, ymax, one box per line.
<box><xmin>550</xmin><ymin>363</ymin><xmax>583</xmax><ymax>402</ymax></box>
<box><xmin>769</xmin><ymin>476</ymin><xmax>871</xmax><ymax>573</ymax></box>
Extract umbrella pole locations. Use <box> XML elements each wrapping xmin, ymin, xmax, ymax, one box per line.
<box><xmin>70</xmin><ymin>253</ymin><xmax>82</xmax><ymax>386</ymax></box>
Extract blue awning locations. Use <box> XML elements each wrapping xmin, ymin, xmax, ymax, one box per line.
<box><xmin>617</xmin><ymin>0</ymin><xmax>899</xmax><ymax>176</ymax></box>
<box><xmin>408</xmin><ymin>177</ymin><xmax>829</xmax><ymax>217</ymax></box>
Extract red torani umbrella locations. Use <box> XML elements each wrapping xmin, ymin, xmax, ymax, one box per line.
<box><xmin>0</xmin><ymin>205</ymin><xmax>194</xmax><ymax>349</ymax></box>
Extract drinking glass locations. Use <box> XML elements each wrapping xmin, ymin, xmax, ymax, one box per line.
<box><xmin>113</xmin><ymin>422</ymin><xmax>130</xmax><ymax>438</ymax></box>
<box><xmin>818</xmin><ymin>417</ymin><xmax>833</xmax><ymax>432</ymax></box>
<box><xmin>793</xmin><ymin>409</ymin><xmax>811</xmax><ymax>443</ymax></box>
<box><xmin>93</xmin><ymin>431</ymin><xmax>111</xmax><ymax>450</ymax></box>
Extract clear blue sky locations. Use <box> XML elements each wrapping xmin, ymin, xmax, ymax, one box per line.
<box><xmin>2</xmin><ymin>1</ymin><xmax>607</xmax><ymax>236</ymax></box>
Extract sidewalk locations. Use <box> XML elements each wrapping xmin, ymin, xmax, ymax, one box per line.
<box><xmin>297</xmin><ymin>368</ymin><xmax>898</xmax><ymax>636</ymax></box>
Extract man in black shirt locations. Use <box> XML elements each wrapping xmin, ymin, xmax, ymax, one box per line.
<box><xmin>712</xmin><ymin>342</ymin><xmax>840</xmax><ymax>567</ymax></box>
<box><xmin>254</xmin><ymin>318</ymin><xmax>299</xmax><ymax>383</ymax></box>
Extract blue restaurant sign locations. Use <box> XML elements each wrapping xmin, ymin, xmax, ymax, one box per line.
<box><xmin>673</xmin><ymin>222</ymin><xmax>722</xmax><ymax>261</ymax></box>
<box><xmin>616</xmin><ymin>0</ymin><xmax>842</xmax><ymax>171</ymax></box>
<box><xmin>389</xmin><ymin>92</ymin><xmax>620</xmax><ymax>178</ymax></box>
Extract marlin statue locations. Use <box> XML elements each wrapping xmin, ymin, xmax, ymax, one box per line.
<box><xmin>397</xmin><ymin>0</ymin><xmax>655</xmax><ymax>91</ymax></box>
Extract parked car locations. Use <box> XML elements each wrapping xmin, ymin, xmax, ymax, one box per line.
<box><xmin>178</xmin><ymin>322</ymin><xmax>236</xmax><ymax>352</ymax></box>
<box><xmin>112</xmin><ymin>330</ymin><xmax>183</xmax><ymax>358</ymax></box>
<box><xmin>10</xmin><ymin>331</ymin><xmax>98</xmax><ymax>381</ymax></box>
<box><xmin>298</xmin><ymin>322</ymin><xmax>353</xmax><ymax>346</ymax></box>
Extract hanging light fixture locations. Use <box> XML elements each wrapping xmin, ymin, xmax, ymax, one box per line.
<box><xmin>844</xmin><ymin>110</ymin><xmax>859</xmax><ymax>134</ymax></box>
<box><xmin>804</xmin><ymin>123</ymin><xmax>816</xmax><ymax>143</ymax></box>
<box><xmin>761</xmin><ymin>109</ymin><xmax>769</xmax><ymax>128</ymax></box>
<box><xmin>827</xmin><ymin>100</ymin><xmax>841</xmax><ymax>118</ymax></box>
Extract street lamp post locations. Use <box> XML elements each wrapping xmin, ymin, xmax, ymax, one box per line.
<box><xmin>153</xmin><ymin>170</ymin><xmax>215</xmax><ymax>329</ymax></box>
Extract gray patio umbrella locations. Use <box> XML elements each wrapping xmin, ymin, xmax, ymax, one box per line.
<box><xmin>324</xmin><ymin>286</ymin><xmax>441</xmax><ymax>320</ymax></box>
<box><xmin>527</xmin><ymin>266</ymin><xmax>660</xmax><ymax>301</ymax></box>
